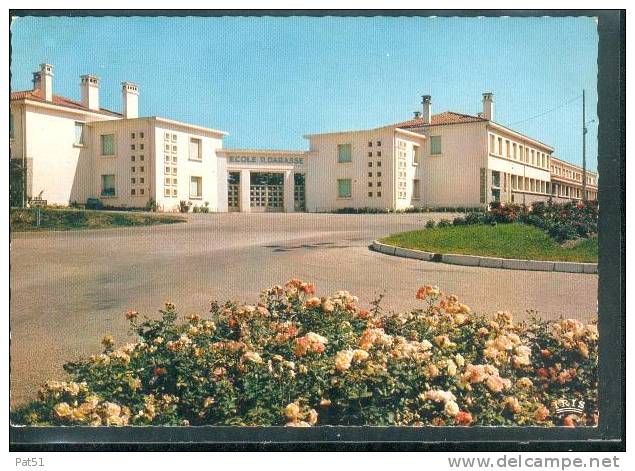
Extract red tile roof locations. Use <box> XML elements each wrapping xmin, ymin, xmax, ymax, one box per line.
<box><xmin>394</xmin><ymin>111</ymin><xmax>486</xmax><ymax>129</ymax></box>
<box><xmin>10</xmin><ymin>89</ymin><xmax>122</xmax><ymax>117</ymax></box>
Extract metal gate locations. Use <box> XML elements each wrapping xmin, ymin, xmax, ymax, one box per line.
<box><xmin>294</xmin><ymin>184</ymin><xmax>306</xmax><ymax>211</ymax></box>
<box><xmin>250</xmin><ymin>184</ymin><xmax>284</xmax><ymax>212</ymax></box>
<box><xmin>228</xmin><ymin>184</ymin><xmax>240</xmax><ymax>212</ymax></box>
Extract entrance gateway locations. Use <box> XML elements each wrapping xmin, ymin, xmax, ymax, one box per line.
<box><xmin>219</xmin><ymin>149</ymin><xmax>309</xmax><ymax>213</ymax></box>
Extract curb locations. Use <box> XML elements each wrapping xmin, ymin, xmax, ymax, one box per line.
<box><xmin>370</xmin><ymin>241</ymin><xmax>597</xmax><ymax>274</ymax></box>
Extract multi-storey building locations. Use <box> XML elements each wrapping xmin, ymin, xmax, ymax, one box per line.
<box><xmin>10</xmin><ymin>63</ymin><xmax>597</xmax><ymax>213</ymax></box>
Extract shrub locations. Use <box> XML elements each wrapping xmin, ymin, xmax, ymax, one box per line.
<box><xmin>145</xmin><ymin>198</ymin><xmax>158</xmax><ymax>213</ymax></box>
<box><xmin>12</xmin><ymin>281</ymin><xmax>597</xmax><ymax>427</ymax></box>
<box><xmin>425</xmin><ymin>220</ymin><xmax>436</xmax><ymax>229</ymax></box>
<box><xmin>452</xmin><ymin>216</ymin><xmax>466</xmax><ymax>226</ymax></box>
<box><xmin>437</xmin><ymin>219</ymin><xmax>452</xmax><ymax>228</ymax></box>
<box><xmin>179</xmin><ymin>200</ymin><xmax>192</xmax><ymax>213</ymax></box>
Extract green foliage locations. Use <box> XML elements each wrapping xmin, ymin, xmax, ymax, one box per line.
<box><xmin>381</xmin><ymin>224</ymin><xmax>597</xmax><ymax>262</ymax></box>
<box><xmin>9</xmin><ymin>159</ymin><xmax>25</xmax><ymax>207</ymax></box>
<box><xmin>12</xmin><ymin>280</ymin><xmax>597</xmax><ymax>427</ymax></box>
<box><xmin>179</xmin><ymin>200</ymin><xmax>193</xmax><ymax>213</ymax></box>
<box><xmin>10</xmin><ymin>208</ymin><xmax>185</xmax><ymax>232</ymax></box>
<box><xmin>457</xmin><ymin>201</ymin><xmax>599</xmax><ymax>243</ymax></box>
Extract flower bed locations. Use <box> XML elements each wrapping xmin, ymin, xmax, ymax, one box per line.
<box><xmin>448</xmin><ymin>201</ymin><xmax>599</xmax><ymax>242</ymax></box>
<box><xmin>12</xmin><ymin>280</ymin><xmax>598</xmax><ymax>427</ymax></box>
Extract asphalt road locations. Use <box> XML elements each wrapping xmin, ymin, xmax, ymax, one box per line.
<box><xmin>10</xmin><ymin>213</ymin><xmax>598</xmax><ymax>406</ymax></box>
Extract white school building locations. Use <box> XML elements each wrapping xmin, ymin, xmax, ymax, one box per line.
<box><xmin>10</xmin><ymin>64</ymin><xmax>597</xmax><ymax>213</ymax></box>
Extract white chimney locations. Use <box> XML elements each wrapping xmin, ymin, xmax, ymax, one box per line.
<box><xmin>39</xmin><ymin>63</ymin><xmax>54</xmax><ymax>102</ymax></box>
<box><xmin>421</xmin><ymin>95</ymin><xmax>432</xmax><ymax>124</ymax></box>
<box><xmin>80</xmin><ymin>74</ymin><xmax>100</xmax><ymax>111</ymax></box>
<box><xmin>482</xmin><ymin>92</ymin><xmax>494</xmax><ymax>121</ymax></box>
<box><xmin>121</xmin><ymin>82</ymin><xmax>139</xmax><ymax>119</ymax></box>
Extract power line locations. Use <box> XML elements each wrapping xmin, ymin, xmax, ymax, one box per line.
<box><xmin>508</xmin><ymin>94</ymin><xmax>582</xmax><ymax>126</ymax></box>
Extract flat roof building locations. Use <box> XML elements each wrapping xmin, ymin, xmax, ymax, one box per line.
<box><xmin>10</xmin><ymin>64</ymin><xmax>597</xmax><ymax>213</ymax></box>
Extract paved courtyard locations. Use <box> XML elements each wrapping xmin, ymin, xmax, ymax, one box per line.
<box><xmin>10</xmin><ymin>212</ymin><xmax>598</xmax><ymax>406</ymax></box>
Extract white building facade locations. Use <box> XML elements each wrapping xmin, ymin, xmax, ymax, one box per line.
<box><xmin>10</xmin><ymin>64</ymin><xmax>597</xmax><ymax>213</ymax></box>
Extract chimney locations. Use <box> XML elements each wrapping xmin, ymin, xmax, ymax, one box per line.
<box><xmin>121</xmin><ymin>82</ymin><xmax>139</xmax><ymax>119</ymax></box>
<box><xmin>80</xmin><ymin>74</ymin><xmax>100</xmax><ymax>111</ymax></box>
<box><xmin>482</xmin><ymin>92</ymin><xmax>494</xmax><ymax>121</ymax></box>
<box><xmin>39</xmin><ymin>63</ymin><xmax>54</xmax><ymax>102</ymax></box>
<box><xmin>413</xmin><ymin>111</ymin><xmax>421</xmax><ymax>119</ymax></box>
<box><xmin>32</xmin><ymin>71</ymin><xmax>41</xmax><ymax>92</ymax></box>
<box><xmin>421</xmin><ymin>95</ymin><xmax>432</xmax><ymax>124</ymax></box>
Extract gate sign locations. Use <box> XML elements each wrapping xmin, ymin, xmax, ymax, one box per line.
<box><xmin>228</xmin><ymin>155</ymin><xmax>305</xmax><ymax>166</ymax></box>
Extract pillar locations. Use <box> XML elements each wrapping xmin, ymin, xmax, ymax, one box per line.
<box><xmin>283</xmin><ymin>170</ymin><xmax>295</xmax><ymax>213</ymax></box>
<box><xmin>239</xmin><ymin>169</ymin><xmax>251</xmax><ymax>213</ymax></box>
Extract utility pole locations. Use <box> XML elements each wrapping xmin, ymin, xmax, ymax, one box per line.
<box><xmin>582</xmin><ymin>89</ymin><xmax>587</xmax><ymax>202</ymax></box>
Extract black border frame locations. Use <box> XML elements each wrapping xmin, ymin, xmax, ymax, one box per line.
<box><xmin>8</xmin><ymin>8</ymin><xmax>625</xmax><ymax>452</ymax></box>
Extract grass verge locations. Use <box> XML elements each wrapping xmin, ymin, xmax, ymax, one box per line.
<box><xmin>380</xmin><ymin>223</ymin><xmax>597</xmax><ymax>263</ymax></box>
<box><xmin>10</xmin><ymin>208</ymin><xmax>186</xmax><ymax>232</ymax></box>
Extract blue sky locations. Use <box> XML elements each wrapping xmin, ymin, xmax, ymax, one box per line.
<box><xmin>11</xmin><ymin>16</ymin><xmax>598</xmax><ymax>170</ymax></box>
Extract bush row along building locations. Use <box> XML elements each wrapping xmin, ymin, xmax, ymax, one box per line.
<box><xmin>10</xmin><ymin>63</ymin><xmax>598</xmax><ymax>213</ymax></box>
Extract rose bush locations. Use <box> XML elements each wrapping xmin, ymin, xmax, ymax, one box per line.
<box><xmin>456</xmin><ymin>201</ymin><xmax>598</xmax><ymax>242</ymax></box>
<box><xmin>12</xmin><ymin>280</ymin><xmax>598</xmax><ymax>427</ymax></box>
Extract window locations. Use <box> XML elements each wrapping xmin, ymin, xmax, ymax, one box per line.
<box><xmin>430</xmin><ymin>136</ymin><xmax>442</xmax><ymax>155</ymax></box>
<box><xmin>489</xmin><ymin>134</ymin><xmax>495</xmax><ymax>154</ymax></box>
<box><xmin>74</xmin><ymin>122</ymin><xmax>85</xmax><ymax>145</ymax></box>
<box><xmin>140</xmin><ymin>177</ymin><xmax>144</xmax><ymax>184</ymax></box>
<box><xmin>377</xmin><ymin>161</ymin><xmax>382</xmax><ymax>167</ymax></box>
<box><xmin>131</xmin><ymin>178</ymin><xmax>136</xmax><ymax>184</ymax></box>
<box><xmin>377</xmin><ymin>172</ymin><xmax>382</xmax><ymax>177</ymax></box>
<box><xmin>140</xmin><ymin>155</ymin><xmax>144</xmax><ymax>161</ymax></box>
<box><xmin>368</xmin><ymin>192</ymin><xmax>373</xmax><ymax>197</ymax></box>
<box><xmin>189</xmin><ymin>138</ymin><xmax>202</xmax><ymax>161</ymax></box>
<box><xmin>497</xmin><ymin>137</ymin><xmax>503</xmax><ymax>155</ymax></box>
<box><xmin>190</xmin><ymin>176</ymin><xmax>202</xmax><ymax>198</ymax></box>
<box><xmin>101</xmin><ymin>174</ymin><xmax>115</xmax><ymax>196</ymax></box>
<box><xmin>376</xmin><ymin>141</ymin><xmax>381</xmax><ymax>146</ymax></box>
<box><xmin>101</xmin><ymin>134</ymin><xmax>115</xmax><ymax>155</ymax></box>
<box><xmin>368</xmin><ymin>141</ymin><xmax>373</xmax><ymax>147</ymax></box>
<box><xmin>140</xmin><ymin>132</ymin><xmax>144</xmax><ymax>139</ymax></box>
<box><xmin>337</xmin><ymin>144</ymin><xmax>352</xmax><ymax>163</ymax></box>
<box><xmin>131</xmin><ymin>132</ymin><xmax>136</xmax><ymax>139</ymax></box>
<box><xmin>413</xmin><ymin>145</ymin><xmax>421</xmax><ymax>164</ymax></box>
<box><xmin>131</xmin><ymin>156</ymin><xmax>136</xmax><ymax>162</ymax></box>
<box><xmin>368</xmin><ymin>182</ymin><xmax>373</xmax><ymax>187</ymax></box>
<box><xmin>131</xmin><ymin>144</ymin><xmax>136</xmax><ymax>150</ymax></box>
<box><xmin>377</xmin><ymin>181</ymin><xmax>382</xmax><ymax>187</ymax></box>
<box><xmin>368</xmin><ymin>172</ymin><xmax>373</xmax><ymax>177</ymax></box>
<box><xmin>377</xmin><ymin>191</ymin><xmax>382</xmax><ymax>197</ymax></box>
<box><xmin>131</xmin><ymin>189</ymin><xmax>136</xmax><ymax>196</ymax></box>
<box><xmin>140</xmin><ymin>166</ymin><xmax>144</xmax><ymax>173</ymax></box>
<box><xmin>368</xmin><ymin>162</ymin><xmax>373</xmax><ymax>167</ymax></box>
<box><xmin>412</xmin><ymin>179</ymin><xmax>421</xmax><ymax>200</ymax></box>
<box><xmin>368</xmin><ymin>151</ymin><xmax>373</xmax><ymax>157</ymax></box>
<box><xmin>506</xmin><ymin>140</ymin><xmax>510</xmax><ymax>157</ymax></box>
<box><xmin>376</xmin><ymin>151</ymin><xmax>382</xmax><ymax>157</ymax></box>
<box><xmin>140</xmin><ymin>189</ymin><xmax>145</xmax><ymax>195</ymax></box>
<box><xmin>512</xmin><ymin>143</ymin><xmax>517</xmax><ymax>159</ymax></box>
<box><xmin>337</xmin><ymin>179</ymin><xmax>352</xmax><ymax>198</ymax></box>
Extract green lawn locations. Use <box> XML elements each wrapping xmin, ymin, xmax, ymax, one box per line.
<box><xmin>10</xmin><ymin>208</ymin><xmax>186</xmax><ymax>232</ymax></box>
<box><xmin>380</xmin><ymin>223</ymin><xmax>598</xmax><ymax>263</ymax></box>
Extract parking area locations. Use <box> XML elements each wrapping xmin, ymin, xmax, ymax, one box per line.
<box><xmin>10</xmin><ymin>212</ymin><xmax>598</xmax><ymax>405</ymax></box>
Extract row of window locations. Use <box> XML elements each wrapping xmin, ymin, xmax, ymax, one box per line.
<box><xmin>489</xmin><ymin>133</ymin><xmax>549</xmax><ymax>170</ymax></box>
<box><xmin>551</xmin><ymin>164</ymin><xmax>596</xmax><ymax>186</ymax></box>
<box><xmin>99</xmin><ymin>174</ymin><xmax>203</xmax><ymax>198</ymax></box>
<box><xmin>96</xmin><ymin>131</ymin><xmax>203</xmax><ymax>161</ymax></box>
<box><xmin>336</xmin><ymin>178</ymin><xmax>421</xmax><ymax>200</ymax></box>
<box><xmin>337</xmin><ymin>139</ymin><xmax>432</xmax><ymax>164</ymax></box>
